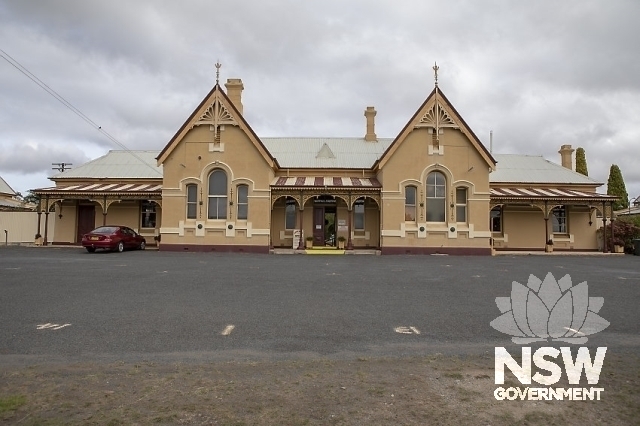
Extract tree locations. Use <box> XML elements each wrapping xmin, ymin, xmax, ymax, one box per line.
<box><xmin>606</xmin><ymin>164</ymin><xmax>629</xmax><ymax>210</ymax></box>
<box><xmin>575</xmin><ymin>147</ymin><xmax>588</xmax><ymax>176</ymax></box>
<box><xmin>16</xmin><ymin>190</ymin><xmax>40</xmax><ymax>204</ymax></box>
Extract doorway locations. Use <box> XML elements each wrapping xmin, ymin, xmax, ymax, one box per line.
<box><xmin>76</xmin><ymin>205</ymin><xmax>95</xmax><ymax>243</ymax></box>
<box><xmin>313</xmin><ymin>205</ymin><xmax>336</xmax><ymax>247</ymax></box>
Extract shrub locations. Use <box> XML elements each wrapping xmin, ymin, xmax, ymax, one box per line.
<box><xmin>598</xmin><ymin>220</ymin><xmax>640</xmax><ymax>253</ymax></box>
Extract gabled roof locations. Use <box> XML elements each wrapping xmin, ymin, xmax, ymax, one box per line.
<box><xmin>156</xmin><ymin>84</ymin><xmax>277</xmax><ymax>168</ymax></box>
<box><xmin>0</xmin><ymin>176</ymin><xmax>16</xmax><ymax>196</ymax></box>
<box><xmin>262</xmin><ymin>137</ymin><xmax>393</xmax><ymax>169</ymax></box>
<box><xmin>51</xmin><ymin>151</ymin><xmax>162</xmax><ymax>180</ymax></box>
<box><xmin>490</xmin><ymin>154</ymin><xmax>600</xmax><ymax>185</ymax></box>
<box><xmin>375</xmin><ymin>87</ymin><xmax>496</xmax><ymax>170</ymax></box>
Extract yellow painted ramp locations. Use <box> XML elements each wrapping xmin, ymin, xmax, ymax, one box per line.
<box><xmin>305</xmin><ymin>248</ymin><xmax>345</xmax><ymax>255</ymax></box>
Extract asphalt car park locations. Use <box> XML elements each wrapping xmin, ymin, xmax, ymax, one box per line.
<box><xmin>0</xmin><ymin>247</ymin><xmax>639</xmax><ymax>363</ymax></box>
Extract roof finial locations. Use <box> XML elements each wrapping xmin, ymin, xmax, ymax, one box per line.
<box><xmin>433</xmin><ymin>62</ymin><xmax>439</xmax><ymax>87</ymax></box>
<box><xmin>215</xmin><ymin>61</ymin><xmax>222</xmax><ymax>85</ymax></box>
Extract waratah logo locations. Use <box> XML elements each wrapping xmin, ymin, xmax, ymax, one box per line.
<box><xmin>490</xmin><ymin>273</ymin><xmax>609</xmax><ymax>344</ymax></box>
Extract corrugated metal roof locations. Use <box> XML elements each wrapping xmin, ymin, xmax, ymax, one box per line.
<box><xmin>490</xmin><ymin>154</ymin><xmax>600</xmax><ymax>185</ymax></box>
<box><xmin>271</xmin><ymin>176</ymin><xmax>381</xmax><ymax>188</ymax></box>
<box><xmin>0</xmin><ymin>176</ymin><xmax>16</xmax><ymax>195</ymax></box>
<box><xmin>52</xmin><ymin>150</ymin><xmax>162</xmax><ymax>179</ymax></box>
<box><xmin>261</xmin><ymin>138</ymin><xmax>394</xmax><ymax>169</ymax></box>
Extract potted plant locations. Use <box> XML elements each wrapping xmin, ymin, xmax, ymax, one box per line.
<box><xmin>612</xmin><ymin>237</ymin><xmax>625</xmax><ymax>253</ymax></box>
<box><xmin>337</xmin><ymin>235</ymin><xmax>346</xmax><ymax>249</ymax></box>
<box><xmin>545</xmin><ymin>239</ymin><xmax>554</xmax><ymax>253</ymax></box>
<box><xmin>34</xmin><ymin>233</ymin><xmax>43</xmax><ymax>246</ymax></box>
<box><xmin>305</xmin><ymin>236</ymin><xmax>314</xmax><ymax>249</ymax></box>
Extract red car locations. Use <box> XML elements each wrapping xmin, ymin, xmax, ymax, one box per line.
<box><xmin>82</xmin><ymin>226</ymin><xmax>146</xmax><ymax>253</ymax></box>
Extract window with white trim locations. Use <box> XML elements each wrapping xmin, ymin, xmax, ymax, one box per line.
<box><xmin>237</xmin><ymin>184</ymin><xmax>248</xmax><ymax>220</ymax></box>
<box><xmin>354</xmin><ymin>199</ymin><xmax>365</xmax><ymax>230</ymax></box>
<box><xmin>455</xmin><ymin>187</ymin><xmax>467</xmax><ymax>222</ymax></box>
<box><xmin>552</xmin><ymin>206</ymin><xmax>567</xmax><ymax>233</ymax></box>
<box><xmin>405</xmin><ymin>186</ymin><xmax>417</xmax><ymax>221</ymax></box>
<box><xmin>490</xmin><ymin>207</ymin><xmax>502</xmax><ymax>232</ymax></box>
<box><xmin>186</xmin><ymin>184</ymin><xmax>197</xmax><ymax>219</ymax></box>
<box><xmin>141</xmin><ymin>201</ymin><xmax>157</xmax><ymax>228</ymax></box>
<box><xmin>426</xmin><ymin>171</ymin><xmax>446</xmax><ymax>222</ymax></box>
<box><xmin>285</xmin><ymin>198</ymin><xmax>297</xmax><ymax>230</ymax></box>
<box><xmin>207</xmin><ymin>169</ymin><xmax>227</xmax><ymax>220</ymax></box>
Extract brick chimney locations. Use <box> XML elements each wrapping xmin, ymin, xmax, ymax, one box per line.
<box><xmin>364</xmin><ymin>106</ymin><xmax>377</xmax><ymax>142</ymax></box>
<box><xmin>225</xmin><ymin>78</ymin><xmax>244</xmax><ymax>114</ymax></box>
<box><xmin>558</xmin><ymin>144</ymin><xmax>575</xmax><ymax>170</ymax></box>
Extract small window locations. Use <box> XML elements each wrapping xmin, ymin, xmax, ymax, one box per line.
<box><xmin>141</xmin><ymin>201</ymin><xmax>157</xmax><ymax>228</ymax></box>
<box><xmin>426</xmin><ymin>171</ymin><xmax>446</xmax><ymax>222</ymax></box>
<box><xmin>405</xmin><ymin>186</ymin><xmax>416</xmax><ymax>221</ymax></box>
<box><xmin>208</xmin><ymin>169</ymin><xmax>227</xmax><ymax>220</ymax></box>
<box><xmin>354</xmin><ymin>199</ymin><xmax>365</xmax><ymax>230</ymax></box>
<box><xmin>455</xmin><ymin>187</ymin><xmax>467</xmax><ymax>222</ymax></box>
<box><xmin>490</xmin><ymin>207</ymin><xmax>502</xmax><ymax>232</ymax></box>
<box><xmin>186</xmin><ymin>184</ymin><xmax>197</xmax><ymax>219</ymax></box>
<box><xmin>552</xmin><ymin>206</ymin><xmax>567</xmax><ymax>233</ymax></box>
<box><xmin>237</xmin><ymin>185</ymin><xmax>248</xmax><ymax>220</ymax></box>
<box><xmin>285</xmin><ymin>198</ymin><xmax>297</xmax><ymax>230</ymax></box>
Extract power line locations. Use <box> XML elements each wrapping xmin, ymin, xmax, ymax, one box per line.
<box><xmin>0</xmin><ymin>48</ymin><xmax>162</xmax><ymax>177</ymax></box>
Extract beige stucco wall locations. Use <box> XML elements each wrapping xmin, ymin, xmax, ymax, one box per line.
<box><xmin>51</xmin><ymin>200</ymin><xmax>161</xmax><ymax>243</ymax></box>
<box><xmin>379</xmin><ymin>126</ymin><xmax>492</xmax><ymax>249</ymax></box>
<box><xmin>160</xmin><ymin>122</ymin><xmax>273</xmax><ymax>248</ymax></box>
<box><xmin>493</xmin><ymin>205</ymin><xmax>598</xmax><ymax>250</ymax></box>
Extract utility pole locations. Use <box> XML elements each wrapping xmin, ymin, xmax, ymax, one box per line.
<box><xmin>52</xmin><ymin>162</ymin><xmax>72</xmax><ymax>172</ymax></box>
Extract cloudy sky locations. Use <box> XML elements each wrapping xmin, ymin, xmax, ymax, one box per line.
<box><xmin>1</xmin><ymin>0</ymin><xmax>639</xmax><ymax>200</ymax></box>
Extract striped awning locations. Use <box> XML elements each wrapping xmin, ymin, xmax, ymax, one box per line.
<box><xmin>33</xmin><ymin>183</ymin><xmax>163</xmax><ymax>195</ymax></box>
<box><xmin>491</xmin><ymin>187</ymin><xmax>618</xmax><ymax>201</ymax></box>
<box><xmin>271</xmin><ymin>176</ymin><xmax>381</xmax><ymax>189</ymax></box>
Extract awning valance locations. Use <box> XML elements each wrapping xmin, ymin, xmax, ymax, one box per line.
<box><xmin>33</xmin><ymin>183</ymin><xmax>162</xmax><ymax>196</ymax></box>
<box><xmin>271</xmin><ymin>176</ymin><xmax>381</xmax><ymax>189</ymax></box>
<box><xmin>490</xmin><ymin>187</ymin><xmax>618</xmax><ymax>202</ymax></box>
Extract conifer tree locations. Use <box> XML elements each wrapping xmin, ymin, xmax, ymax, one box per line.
<box><xmin>575</xmin><ymin>147</ymin><xmax>588</xmax><ymax>176</ymax></box>
<box><xmin>606</xmin><ymin>164</ymin><xmax>629</xmax><ymax>210</ymax></box>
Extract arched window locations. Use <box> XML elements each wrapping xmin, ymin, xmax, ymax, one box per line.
<box><xmin>208</xmin><ymin>170</ymin><xmax>227</xmax><ymax>219</ymax></box>
<box><xmin>405</xmin><ymin>186</ymin><xmax>417</xmax><ymax>221</ymax></box>
<box><xmin>237</xmin><ymin>184</ymin><xmax>248</xmax><ymax>220</ymax></box>
<box><xmin>426</xmin><ymin>171</ymin><xmax>446</xmax><ymax>222</ymax></box>
<box><xmin>186</xmin><ymin>184</ymin><xmax>197</xmax><ymax>219</ymax></box>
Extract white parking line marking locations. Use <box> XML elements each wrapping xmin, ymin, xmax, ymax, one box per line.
<box><xmin>395</xmin><ymin>326</ymin><xmax>421</xmax><ymax>335</ymax></box>
<box><xmin>221</xmin><ymin>325</ymin><xmax>235</xmax><ymax>336</ymax></box>
<box><xmin>53</xmin><ymin>324</ymin><xmax>71</xmax><ymax>330</ymax></box>
<box><xmin>37</xmin><ymin>323</ymin><xmax>71</xmax><ymax>330</ymax></box>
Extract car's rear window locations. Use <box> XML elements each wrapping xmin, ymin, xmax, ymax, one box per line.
<box><xmin>92</xmin><ymin>226</ymin><xmax>119</xmax><ymax>234</ymax></box>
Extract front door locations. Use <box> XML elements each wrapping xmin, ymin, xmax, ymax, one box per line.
<box><xmin>313</xmin><ymin>207</ymin><xmax>324</xmax><ymax>246</ymax></box>
<box><xmin>77</xmin><ymin>205</ymin><xmax>95</xmax><ymax>243</ymax></box>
